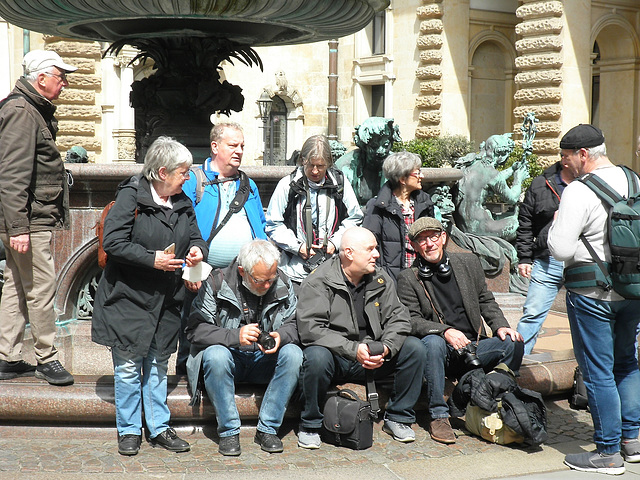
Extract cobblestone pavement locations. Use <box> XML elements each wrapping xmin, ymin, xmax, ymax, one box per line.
<box><xmin>0</xmin><ymin>397</ymin><xmax>597</xmax><ymax>479</ymax></box>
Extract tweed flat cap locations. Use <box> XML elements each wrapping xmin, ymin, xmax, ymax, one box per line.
<box><xmin>408</xmin><ymin>217</ymin><xmax>444</xmax><ymax>241</ymax></box>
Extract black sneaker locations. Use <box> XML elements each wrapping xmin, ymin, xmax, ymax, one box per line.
<box><xmin>254</xmin><ymin>431</ymin><xmax>283</xmax><ymax>453</ymax></box>
<box><xmin>0</xmin><ymin>359</ymin><xmax>36</xmax><ymax>380</ymax></box>
<box><xmin>149</xmin><ymin>428</ymin><xmax>190</xmax><ymax>452</ymax></box>
<box><xmin>35</xmin><ymin>360</ymin><xmax>74</xmax><ymax>386</ymax></box>
<box><xmin>118</xmin><ymin>434</ymin><xmax>141</xmax><ymax>456</ymax></box>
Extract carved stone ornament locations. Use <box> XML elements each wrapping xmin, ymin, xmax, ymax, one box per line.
<box><xmin>0</xmin><ymin>1</ymin><xmax>389</xmax><ymax>45</ymax></box>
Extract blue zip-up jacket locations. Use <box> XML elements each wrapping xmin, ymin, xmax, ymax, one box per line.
<box><xmin>182</xmin><ymin>157</ymin><xmax>267</xmax><ymax>243</ymax></box>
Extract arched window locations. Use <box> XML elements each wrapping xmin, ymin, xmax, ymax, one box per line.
<box><xmin>265</xmin><ymin>95</ymin><xmax>287</xmax><ymax>165</ymax></box>
<box><xmin>469</xmin><ymin>40</ymin><xmax>514</xmax><ymax>146</ymax></box>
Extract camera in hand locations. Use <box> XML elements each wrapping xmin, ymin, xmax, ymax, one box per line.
<box><xmin>257</xmin><ymin>330</ymin><xmax>276</xmax><ymax>350</ymax></box>
<box><xmin>453</xmin><ymin>342</ymin><xmax>482</xmax><ymax>368</ymax></box>
<box><xmin>303</xmin><ymin>248</ymin><xmax>327</xmax><ymax>273</ymax></box>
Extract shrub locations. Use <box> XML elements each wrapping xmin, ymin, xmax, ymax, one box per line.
<box><xmin>393</xmin><ymin>135</ymin><xmax>474</xmax><ymax>168</ymax></box>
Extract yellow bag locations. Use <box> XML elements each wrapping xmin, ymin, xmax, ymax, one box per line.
<box><xmin>465</xmin><ymin>403</ymin><xmax>524</xmax><ymax>445</ymax></box>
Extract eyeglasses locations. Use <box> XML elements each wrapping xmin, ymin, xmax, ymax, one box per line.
<box><xmin>173</xmin><ymin>170</ymin><xmax>190</xmax><ymax>179</ymax></box>
<box><xmin>248</xmin><ymin>272</ymin><xmax>278</xmax><ymax>286</ymax></box>
<box><xmin>413</xmin><ymin>232</ymin><xmax>443</xmax><ymax>244</ymax></box>
<box><xmin>636</xmin><ymin>149</ymin><xmax>640</xmax><ymax>158</ymax></box>
<box><xmin>44</xmin><ymin>72</ymin><xmax>67</xmax><ymax>82</ymax></box>
<box><xmin>409</xmin><ymin>170</ymin><xmax>424</xmax><ymax>179</ymax></box>
<box><xmin>304</xmin><ymin>162</ymin><xmax>328</xmax><ymax>172</ymax></box>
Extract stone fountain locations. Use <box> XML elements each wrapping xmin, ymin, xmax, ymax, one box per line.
<box><xmin>0</xmin><ymin>0</ymin><xmax>390</xmax><ymax>374</ymax></box>
<box><xmin>0</xmin><ymin>0</ymin><xmax>389</xmax><ymax>159</ymax></box>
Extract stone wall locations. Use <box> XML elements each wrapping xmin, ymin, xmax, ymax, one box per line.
<box><xmin>514</xmin><ymin>0</ymin><xmax>564</xmax><ymax>167</ymax></box>
<box><xmin>415</xmin><ymin>0</ymin><xmax>443</xmax><ymax>139</ymax></box>
<box><xmin>44</xmin><ymin>37</ymin><xmax>102</xmax><ymax>163</ymax></box>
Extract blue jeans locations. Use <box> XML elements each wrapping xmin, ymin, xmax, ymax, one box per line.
<box><xmin>421</xmin><ymin>334</ymin><xmax>524</xmax><ymax>419</ymax></box>
<box><xmin>201</xmin><ymin>343</ymin><xmax>303</xmax><ymax>437</ymax></box>
<box><xmin>517</xmin><ymin>257</ymin><xmax>564</xmax><ymax>354</ymax></box>
<box><xmin>566</xmin><ymin>291</ymin><xmax>640</xmax><ymax>454</ymax></box>
<box><xmin>112</xmin><ymin>341</ymin><xmax>171</xmax><ymax>438</ymax></box>
<box><xmin>299</xmin><ymin>337</ymin><xmax>427</xmax><ymax>429</ymax></box>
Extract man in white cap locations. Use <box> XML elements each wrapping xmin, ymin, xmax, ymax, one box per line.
<box><xmin>0</xmin><ymin>49</ymin><xmax>77</xmax><ymax>386</ymax></box>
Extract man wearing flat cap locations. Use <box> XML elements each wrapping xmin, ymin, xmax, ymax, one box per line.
<box><xmin>396</xmin><ymin>217</ymin><xmax>523</xmax><ymax>445</ymax></box>
<box><xmin>0</xmin><ymin>50</ymin><xmax>77</xmax><ymax>386</ymax></box>
<box><xmin>549</xmin><ymin>124</ymin><xmax>640</xmax><ymax>474</ymax></box>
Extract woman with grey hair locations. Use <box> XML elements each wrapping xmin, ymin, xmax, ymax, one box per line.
<box><xmin>363</xmin><ymin>151</ymin><xmax>435</xmax><ymax>280</ymax></box>
<box><xmin>92</xmin><ymin>136</ymin><xmax>207</xmax><ymax>456</ymax></box>
<box><xmin>266</xmin><ymin>134</ymin><xmax>362</xmax><ymax>288</ymax></box>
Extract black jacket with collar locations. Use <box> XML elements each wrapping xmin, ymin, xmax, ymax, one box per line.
<box><xmin>516</xmin><ymin>162</ymin><xmax>564</xmax><ymax>265</ymax></box>
<box><xmin>92</xmin><ymin>175</ymin><xmax>208</xmax><ymax>357</ymax></box>
<box><xmin>363</xmin><ymin>181</ymin><xmax>434</xmax><ymax>280</ymax></box>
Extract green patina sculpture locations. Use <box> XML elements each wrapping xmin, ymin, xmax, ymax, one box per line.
<box><xmin>335</xmin><ymin>117</ymin><xmax>401</xmax><ymax>205</ymax></box>
<box><xmin>452</xmin><ymin>133</ymin><xmax>529</xmax><ymax>241</ymax></box>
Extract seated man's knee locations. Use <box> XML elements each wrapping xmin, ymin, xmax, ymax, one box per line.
<box><xmin>401</xmin><ymin>336</ymin><xmax>427</xmax><ymax>358</ymax></box>
<box><xmin>202</xmin><ymin>345</ymin><xmax>234</xmax><ymax>374</ymax></box>
<box><xmin>421</xmin><ymin>334</ymin><xmax>447</xmax><ymax>359</ymax></box>
<box><xmin>301</xmin><ymin>345</ymin><xmax>334</xmax><ymax>376</ymax></box>
<box><xmin>278</xmin><ymin>343</ymin><xmax>303</xmax><ymax>371</ymax></box>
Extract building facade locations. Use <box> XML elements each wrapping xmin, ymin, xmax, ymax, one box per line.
<box><xmin>0</xmin><ymin>0</ymin><xmax>638</xmax><ymax>169</ymax></box>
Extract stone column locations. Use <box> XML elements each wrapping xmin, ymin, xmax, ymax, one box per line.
<box><xmin>45</xmin><ymin>38</ymin><xmax>102</xmax><ymax>162</ymax></box>
<box><xmin>514</xmin><ymin>0</ymin><xmax>567</xmax><ymax>166</ymax></box>
<box><xmin>415</xmin><ymin>0</ymin><xmax>444</xmax><ymax>138</ymax></box>
<box><xmin>440</xmin><ymin>0</ymin><xmax>470</xmax><ymax>137</ymax></box>
<box><xmin>112</xmin><ymin>48</ymin><xmax>137</xmax><ymax>162</ymax></box>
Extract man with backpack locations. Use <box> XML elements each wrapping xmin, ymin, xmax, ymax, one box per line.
<box><xmin>549</xmin><ymin>124</ymin><xmax>640</xmax><ymax>475</ymax></box>
<box><xmin>177</xmin><ymin>122</ymin><xmax>267</xmax><ymax>374</ymax></box>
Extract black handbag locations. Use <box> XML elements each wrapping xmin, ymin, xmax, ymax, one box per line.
<box><xmin>322</xmin><ymin>388</ymin><xmax>374</xmax><ymax>450</ymax></box>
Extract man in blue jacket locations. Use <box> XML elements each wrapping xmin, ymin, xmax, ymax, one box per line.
<box><xmin>177</xmin><ymin>122</ymin><xmax>267</xmax><ymax>373</ymax></box>
<box><xmin>185</xmin><ymin>240</ymin><xmax>301</xmax><ymax>456</ymax></box>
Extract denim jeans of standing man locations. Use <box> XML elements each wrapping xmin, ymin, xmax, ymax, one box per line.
<box><xmin>201</xmin><ymin>343</ymin><xmax>303</xmax><ymax>438</ymax></box>
<box><xmin>421</xmin><ymin>334</ymin><xmax>524</xmax><ymax>420</ymax></box>
<box><xmin>566</xmin><ymin>291</ymin><xmax>640</xmax><ymax>454</ymax></box>
<box><xmin>517</xmin><ymin>256</ymin><xmax>564</xmax><ymax>355</ymax></box>
<box><xmin>112</xmin><ymin>340</ymin><xmax>171</xmax><ymax>438</ymax></box>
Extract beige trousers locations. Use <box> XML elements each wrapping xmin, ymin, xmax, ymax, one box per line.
<box><xmin>0</xmin><ymin>231</ymin><xmax>58</xmax><ymax>363</ymax></box>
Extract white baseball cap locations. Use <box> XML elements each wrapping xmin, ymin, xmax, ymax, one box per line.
<box><xmin>22</xmin><ymin>49</ymin><xmax>78</xmax><ymax>75</ymax></box>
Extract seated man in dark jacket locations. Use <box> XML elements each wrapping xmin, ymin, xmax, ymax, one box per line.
<box><xmin>296</xmin><ymin>226</ymin><xmax>426</xmax><ymax>449</ymax></box>
<box><xmin>185</xmin><ymin>240</ymin><xmax>302</xmax><ymax>456</ymax></box>
<box><xmin>396</xmin><ymin>217</ymin><xmax>524</xmax><ymax>445</ymax></box>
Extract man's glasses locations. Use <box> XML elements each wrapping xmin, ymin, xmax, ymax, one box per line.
<box><xmin>44</xmin><ymin>72</ymin><xmax>67</xmax><ymax>82</ymax></box>
<box><xmin>413</xmin><ymin>232</ymin><xmax>443</xmax><ymax>244</ymax></box>
<box><xmin>248</xmin><ymin>272</ymin><xmax>278</xmax><ymax>286</ymax></box>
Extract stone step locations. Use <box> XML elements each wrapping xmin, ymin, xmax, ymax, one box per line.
<box><xmin>0</xmin><ymin>354</ymin><xmax>577</xmax><ymax>426</ymax></box>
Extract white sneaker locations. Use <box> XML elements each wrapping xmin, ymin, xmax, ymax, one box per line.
<box><xmin>382</xmin><ymin>419</ymin><xmax>415</xmax><ymax>443</ymax></box>
<box><xmin>622</xmin><ymin>439</ymin><xmax>640</xmax><ymax>463</ymax></box>
<box><xmin>297</xmin><ymin>430</ymin><xmax>321</xmax><ymax>449</ymax></box>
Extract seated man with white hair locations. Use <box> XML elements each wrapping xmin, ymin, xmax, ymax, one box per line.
<box><xmin>185</xmin><ymin>239</ymin><xmax>302</xmax><ymax>456</ymax></box>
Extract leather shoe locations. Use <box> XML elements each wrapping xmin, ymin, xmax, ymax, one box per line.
<box><xmin>118</xmin><ymin>434</ymin><xmax>141</xmax><ymax>456</ymax></box>
<box><xmin>254</xmin><ymin>431</ymin><xmax>283</xmax><ymax>453</ymax></box>
<box><xmin>429</xmin><ymin>417</ymin><xmax>456</xmax><ymax>444</ymax></box>
<box><xmin>149</xmin><ymin>428</ymin><xmax>190</xmax><ymax>452</ymax></box>
<box><xmin>219</xmin><ymin>434</ymin><xmax>241</xmax><ymax>456</ymax></box>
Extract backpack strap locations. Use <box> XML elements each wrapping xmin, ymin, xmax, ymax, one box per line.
<box><xmin>205</xmin><ymin>171</ymin><xmax>252</xmax><ymax>245</ymax></box>
<box><xmin>190</xmin><ymin>167</ymin><xmax>208</xmax><ymax>205</ymax></box>
<box><xmin>574</xmin><ymin>170</ymin><xmax>627</xmax><ymax>291</ymax></box>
